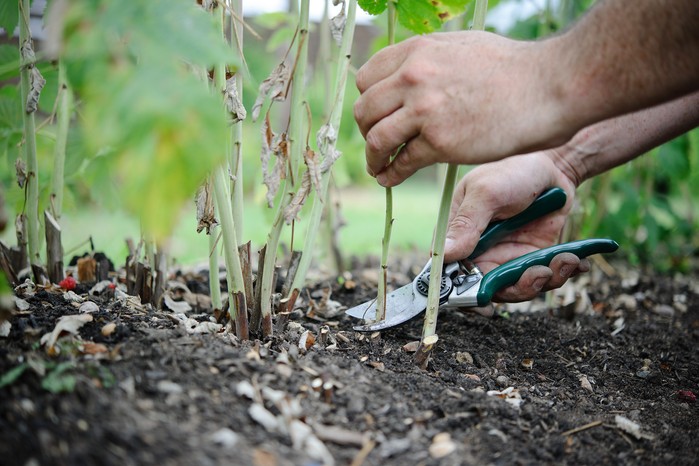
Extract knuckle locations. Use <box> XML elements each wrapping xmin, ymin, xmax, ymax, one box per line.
<box><xmin>448</xmin><ymin>213</ymin><xmax>477</xmax><ymax>233</ymax></box>
<box><xmin>365</xmin><ymin>129</ymin><xmax>385</xmax><ymax>155</ymax></box>
<box><xmin>398</xmin><ymin>60</ymin><xmax>436</xmax><ymax>87</ymax></box>
<box><xmin>355</xmin><ymin>67</ymin><xmax>367</xmax><ymax>92</ymax></box>
<box><xmin>353</xmin><ymin>100</ymin><xmax>364</xmax><ymax>124</ymax></box>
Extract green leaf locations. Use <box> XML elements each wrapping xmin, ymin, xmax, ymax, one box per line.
<box><xmin>0</xmin><ymin>45</ymin><xmax>19</xmax><ymax>81</ymax></box>
<box><xmin>397</xmin><ymin>0</ymin><xmax>471</xmax><ymax>34</ymax></box>
<box><xmin>41</xmin><ymin>361</ymin><xmax>77</xmax><ymax>393</ymax></box>
<box><xmin>0</xmin><ymin>0</ymin><xmax>19</xmax><ymax>37</ymax></box>
<box><xmin>358</xmin><ymin>0</ymin><xmax>388</xmax><ymax>15</ymax></box>
<box><xmin>0</xmin><ymin>364</ymin><xmax>28</xmax><ymax>388</ymax></box>
<box><xmin>56</xmin><ymin>0</ymin><xmax>237</xmax><ymax>239</ymax></box>
<box><xmin>0</xmin><ymin>86</ymin><xmax>21</xmax><ymax>130</ymax></box>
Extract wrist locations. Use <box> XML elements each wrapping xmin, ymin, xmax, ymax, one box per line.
<box><xmin>544</xmin><ymin>140</ymin><xmax>593</xmax><ymax>188</ymax></box>
<box><xmin>525</xmin><ymin>37</ymin><xmax>590</xmax><ymax>151</ymax></box>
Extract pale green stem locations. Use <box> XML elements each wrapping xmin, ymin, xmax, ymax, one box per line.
<box><xmin>259</xmin><ymin>0</ymin><xmax>310</xmax><ymax>336</ymax></box>
<box><xmin>213</xmin><ymin>166</ymin><xmax>246</xmax><ymax>303</ymax></box>
<box><xmin>319</xmin><ymin>0</ymin><xmax>332</xmax><ymax>119</ymax></box>
<box><xmin>208</xmin><ymin>223</ymin><xmax>223</xmax><ymax>310</ymax></box>
<box><xmin>421</xmin><ymin>0</ymin><xmax>488</xmax><ymax>342</ymax></box>
<box><xmin>209</xmin><ymin>4</ymin><xmax>244</xmax><ymax>316</ymax></box>
<box><xmin>288</xmin><ymin>0</ymin><xmax>357</xmax><ymax>295</ymax></box>
<box><xmin>421</xmin><ymin>165</ymin><xmax>458</xmax><ymax>337</ymax></box>
<box><xmin>472</xmin><ymin>0</ymin><xmax>488</xmax><ymax>30</ymax></box>
<box><xmin>230</xmin><ymin>0</ymin><xmax>244</xmax><ymax>239</ymax></box>
<box><xmin>376</xmin><ymin>0</ymin><xmax>397</xmax><ymax>320</ymax></box>
<box><xmin>50</xmin><ymin>62</ymin><xmax>71</xmax><ymax>221</ymax></box>
<box><xmin>19</xmin><ymin>0</ymin><xmax>41</xmax><ymax>275</ymax></box>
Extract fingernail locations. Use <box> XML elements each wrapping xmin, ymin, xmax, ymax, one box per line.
<box><xmin>376</xmin><ymin>173</ymin><xmax>388</xmax><ymax>186</ymax></box>
<box><xmin>532</xmin><ymin>277</ymin><xmax>548</xmax><ymax>292</ymax></box>
<box><xmin>560</xmin><ymin>265</ymin><xmax>573</xmax><ymax>278</ymax></box>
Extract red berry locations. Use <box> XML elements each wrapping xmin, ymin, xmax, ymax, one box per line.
<box><xmin>59</xmin><ymin>276</ymin><xmax>77</xmax><ymax>291</ymax></box>
<box><xmin>677</xmin><ymin>390</ymin><xmax>696</xmax><ymax>403</ymax></box>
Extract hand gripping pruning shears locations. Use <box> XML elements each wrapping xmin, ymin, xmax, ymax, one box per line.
<box><xmin>345</xmin><ymin>188</ymin><xmax>618</xmax><ymax>332</ymax></box>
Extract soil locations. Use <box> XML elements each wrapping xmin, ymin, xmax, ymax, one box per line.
<box><xmin>1</xmin><ymin>256</ymin><xmax>697</xmax><ymax>466</ymax></box>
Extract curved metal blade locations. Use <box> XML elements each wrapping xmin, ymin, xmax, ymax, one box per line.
<box><xmin>345</xmin><ymin>283</ymin><xmax>427</xmax><ymax>332</ymax></box>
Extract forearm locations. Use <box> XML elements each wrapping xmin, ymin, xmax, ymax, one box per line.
<box><xmin>549</xmin><ymin>91</ymin><xmax>699</xmax><ymax>185</ymax></box>
<box><xmin>550</xmin><ymin>0</ymin><xmax>699</xmax><ymax>131</ymax></box>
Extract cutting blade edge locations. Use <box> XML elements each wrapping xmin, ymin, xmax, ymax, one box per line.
<box><xmin>346</xmin><ymin>283</ymin><xmax>427</xmax><ymax>331</ymax></box>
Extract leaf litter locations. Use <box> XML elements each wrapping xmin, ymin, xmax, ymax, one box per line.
<box><xmin>0</xmin><ymin>260</ymin><xmax>698</xmax><ymax>465</ymax></box>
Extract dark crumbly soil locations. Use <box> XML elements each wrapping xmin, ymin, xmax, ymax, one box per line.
<box><xmin>1</xmin><ymin>260</ymin><xmax>697</xmax><ymax>466</ymax></box>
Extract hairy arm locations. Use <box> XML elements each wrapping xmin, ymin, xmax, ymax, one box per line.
<box><xmin>552</xmin><ymin>0</ymin><xmax>699</xmax><ymax>133</ymax></box>
<box><xmin>549</xmin><ymin>91</ymin><xmax>699</xmax><ymax>185</ymax></box>
<box><xmin>354</xmin><ymin>0</ymin><xmax>699</xmax><ymax>187</ymax></box>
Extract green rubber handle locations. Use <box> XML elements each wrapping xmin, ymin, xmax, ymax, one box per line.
<box><xmin>476</xmin><ymin>238</ymin><xmax>619</xmax><ymax>306</ymax></box>
<box><xmin>469</xmin><ymin>187</ymin><xmax>567</xmax><ymax>259</ymax></box>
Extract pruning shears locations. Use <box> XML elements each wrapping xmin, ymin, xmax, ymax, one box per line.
<box><xmin>345</xmin><ymin>187</ymin><xmax>619</xmax><ymax>332</ymax></box>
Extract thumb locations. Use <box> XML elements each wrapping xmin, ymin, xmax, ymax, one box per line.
<box><xmin>444</xmin><ymin>211</ymin><xmax>488</xmax><ymax>263</ymax></box>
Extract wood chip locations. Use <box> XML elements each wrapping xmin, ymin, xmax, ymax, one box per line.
<box><xmin>313</xmin><ymin>424</ymin><xmax>366</xmax><ymax>447</ymax></box>
<box><xmin>429</xmin><ymin>432</ymin><xmax>456</xmax><ymax>459</ymax></box>
<box><xmin>81</xmin><ymin>342</ymin><xmax>108</xmax><ymax>354</ymax></box>
<box><xmin>580</xmin><ymin>375</ymin><xmax>593</xmax><ymax>393</ymax></box>
<box><xmin>367</xmin><ymin>361</ymin><xmax>385</xmax><ymax>372</ymax></box>
<box><xmin>101</xmin><ymin>322</ymin><xmax>117</xmax><ymax>337</ymax></box>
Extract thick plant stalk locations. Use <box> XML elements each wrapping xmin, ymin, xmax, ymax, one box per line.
<box><xmin>18</xmin><ymin>0</ymin><xmax>43</xmax><ymax>283</ymax></box>
<box><xmin>287</xmin><ymin>0</ymin><xmax>358</xmax><ymax>296</ymax></box>
<box><xmin>45</xmin><ymin>61</ymin><xmax>72</xmax><ymax>284</ymax></box>
<box><xmin>208</xmin><ymin>224</ymin><xmax>223</xmax><ymax>310</ymax></box>
<box><xmin>50</xmin><ymin>62</ymin><xmax>71</xmax><ymax>221</ymax></box>
<box><xmin>213</xmin><ymin>166</ymin><xmax>248</xmax><ymax>340</ymax></box>
<box><xmin>207</xmin><ymin>2</ymin><xmax>246</xmax><ymax>336</ymax></box>
<box><xmin>258</xmin><ymin>0</ymin><xmax>310</xmax><ymax>337</ymax></box>
<box><xmin>415</xmin><ymin>164</ymin><xmax>458</xmax><ymax>369</ymax></box>
<box><xmin>229</xmin><ymin>0</ymin><xmax>244</xmax><ymax>239</ymax></box>
<box><xmin>376</xmin><ymin>0</ymin><xmax>397</xmax><ymax>321</ymax></box>
<box><xmin>416</xmin><ymin>0</ymin><xmax>488</xmax><ymax>369</ymax></box>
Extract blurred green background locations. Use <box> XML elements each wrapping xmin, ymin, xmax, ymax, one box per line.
<box><xmin>1</xmin><ymin>0</ymin><xmax>698</xmax><ymax>273</ymax></box>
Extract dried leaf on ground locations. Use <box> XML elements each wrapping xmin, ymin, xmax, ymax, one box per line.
<box><xmin>486</xmin><ymin>387</ymin><xmax>523</xmax><ymax>409</ymax></box>
<box><xmin>429</xmin><ymin>432</ymin><xmax>456</xmax><ymax>459</ymax></box>
<box><xmin>40</xmin><ymin>314</ymin><xmax>94</xmax><ymax>351</ymax></box>
<box><xmin>614</xmin><ymin>415</ymin><xmax>654</xmax><ymax>440</ymax></box>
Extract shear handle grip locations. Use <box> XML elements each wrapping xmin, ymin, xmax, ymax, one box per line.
<box><xmin>470</xmin><ymin>187</ymin><xmax>568</xmax><ymax>259</ymax></box>
<box><xmin>476</xmin><ymin>239</ymin><xmax>619</xmax><ymax>306</ymax></box>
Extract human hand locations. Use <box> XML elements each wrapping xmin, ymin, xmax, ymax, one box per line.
<box><xmin>354</xmin><ymin>31</ymin><xmax>574</xmax><ymax>187</ymax></box>
<box><xmin>444</xmin><ymin>151</ymin><xmax>588</xmax><ymax>305</ymax></box>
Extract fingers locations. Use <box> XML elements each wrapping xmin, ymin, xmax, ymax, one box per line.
<box><xmin>355</xmin><ymin>42</ymin><xmax>411</xmax><ymax>93</ymax></box>
<box><xmin>354</xmin><ymin>73</ymin><xmax>406</xmax><ymax>139</ymax></box>
<box><xmin>372</xmin><ymin>136</ymin><xmax>431</xmax><ymax>186</ymax></box>
<box><xmin>362</xmin><ymin>108</ymin><xmax>420</xmax><ymax>178</ymax></box>
<box><xmin>444</xmin><ymin>179</ymin><xmax>503</xmax><ymax>263</ymax></box>
<box><xmin>491</xmin><ymin>253</ymin><xmax>586</xmax><ymax>302</ymax></box>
